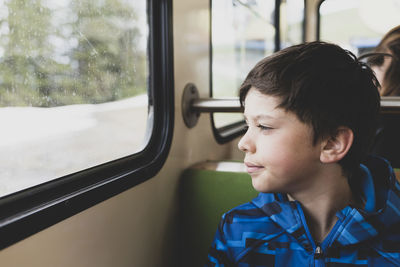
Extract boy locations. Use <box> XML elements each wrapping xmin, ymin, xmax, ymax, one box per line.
<box><xmin>206</xmin><ymin>42</ymin><xmax>400</xmax><ymax>266</ymax></box>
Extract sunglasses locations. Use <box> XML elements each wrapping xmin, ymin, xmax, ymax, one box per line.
<box><xmin>358</xmin><ymin>52</ymin><xmax>393</xmax><ymax>66</ymax></box>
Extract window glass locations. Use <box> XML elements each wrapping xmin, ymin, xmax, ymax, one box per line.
<box><xmin>0</xmin><ymin>0</ymin><xmax>149</xmax><ymax>197</ymax></box>
<box><xmin>212</xmin><ymin>0</ymin><xmax>276</xmax><ymax>129</ymax></box>
<box><xmin>280</xmin><ymin>0</ymin><xmax>304</xmax><ymax>49</ymax></box>
<box><xmin>319</xmin><ymin>0</ymin><xmax>400</xmax><ymax>56</ymax></box>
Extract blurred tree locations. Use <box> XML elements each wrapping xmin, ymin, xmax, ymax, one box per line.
<box><xmin>0</xmin><ymin>0</ymin><xmax>55</xmax><ymax>106</ymax></box>
<box><xmin>67</xmin><ymin>0</ymin><xmax>146</xmax><ymax>104</ymax></box>
<box><xmin>0</xmin><ymin>0</ymin><xmax>146</xmax><ymax>107</ymax></box>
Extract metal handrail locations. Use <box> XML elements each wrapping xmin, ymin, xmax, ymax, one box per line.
<box><xmin>181</xmin><ymin>83</ymin><xmax>400</xmax><ymax>128</ymax></box>
<box><xmin>381</xmin><ymin>97</ymin><xmax>400</xmax><ymax>107</ymax></box>
<box><xmin>191</xmin><ymin>98</ymin><xmax>243</xmax><ymax>113</ymax></box>
<box><xmin>191</xmin><ymin>97</ymin><xmax>400</xmax><ymax>113</ymax></box>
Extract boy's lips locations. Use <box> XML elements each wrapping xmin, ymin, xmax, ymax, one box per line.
<box><xmin>244</xmin><ymin>162</ymin><xmax>264</xmax><ymax>174</ymax></box>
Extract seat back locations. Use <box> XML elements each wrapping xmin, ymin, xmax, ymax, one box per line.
<box><xmin>179</xmin><ymin>162</ymin><xmax>258</xmax><ymax>266</ymax></box>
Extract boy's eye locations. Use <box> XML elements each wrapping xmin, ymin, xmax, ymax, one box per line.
<box><xmin>258</xmin><ymin>124</ymin><xmax>272</xmax><ymax>131</ymax></box>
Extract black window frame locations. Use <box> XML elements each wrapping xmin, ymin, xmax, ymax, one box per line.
<box><xmin>209</xmin><ymin>0</ymin><xmax>306</xmax><ymax>143</ymax></box>
<box><xmin>316</xmin><ymin>0</ymin><xmax>325</xmax><ymax>40</ymax></box>
<box><xmin>0</xmin><ymin>0</ymin><xmax>174</xmax><ymax>250</ymax></box>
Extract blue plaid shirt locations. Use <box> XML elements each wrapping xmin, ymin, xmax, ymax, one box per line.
<box><xmin>206</xmin><ymin>156</ymin><xmax>400</xmax><ymax>266</ymax></box>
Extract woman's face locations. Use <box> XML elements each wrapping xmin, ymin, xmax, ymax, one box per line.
<box><xmin>371</xmin><ymin>56</ymin><xmax>392</xmax><ymax>95</ymax></box>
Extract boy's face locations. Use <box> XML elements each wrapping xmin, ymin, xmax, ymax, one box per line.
<box><xmin>238</xmin><ymin>88</ymin><xmax>324</xmax><ymax>194</ymax></box>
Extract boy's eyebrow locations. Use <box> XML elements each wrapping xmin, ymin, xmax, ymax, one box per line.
<box><xmin>255</xmin><ymin>114</ymin><xmax>276</xmax><ymax>120</ymax></box>
<box><xmin>243</xmin><ymin>114</ymin><xmax>277</xmax><ymax>120</ymax></box>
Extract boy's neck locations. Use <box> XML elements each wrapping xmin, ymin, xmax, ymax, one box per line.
<box><xmin>287</xmin><ymin>165</ymin><xmax>354</xmax><ymax>244</ymax></box>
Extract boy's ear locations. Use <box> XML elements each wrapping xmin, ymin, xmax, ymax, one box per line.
<box><xmin>320</xmin><ymin>127</ymin><xmax>354</xmax><ymax>163</ymax></box>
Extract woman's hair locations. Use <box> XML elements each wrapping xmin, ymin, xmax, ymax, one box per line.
<box><xmin>368</xmin><ymin>25</ymin><xmax>400</xmax><ymax>96</ymax></box>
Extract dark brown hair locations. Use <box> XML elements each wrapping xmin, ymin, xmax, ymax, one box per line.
<box><xmin>239</xmin><ymin>41</ymin><xmax>380</xmax><ymax>177</ymax></box>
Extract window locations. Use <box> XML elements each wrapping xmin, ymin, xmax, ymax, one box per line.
<box><xmin>319</xmin><ymin>0</ymin><xmax>400</xmax><ymax>56</ymax></box>
<box><xmin>210</xmin><ymin>0</ymin><xmax>304</xmax><ymax>142</ymax></box>
<box><xmin>0</xmin><ymin>0</ymin><xmax>149</xmax><ymax>197</ymax></box>
<box><xmin>211</xmin><ymin>0</ymin><xmax>276</xmax><ymax>141</ymax></box>
<box><xmin>0</xmin><ymin>0</ymin><xmax>173</xmax><ymax>250</ymax></box>
<box><xmin>279</xmin><ymin>0</ymin><xmax>305</xmax><ymax>49</ymax></box>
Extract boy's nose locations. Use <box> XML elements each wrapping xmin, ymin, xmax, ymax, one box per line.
<box><xmin>238</xmin><ymin>131</ymin><xmax>254</xmax><ymax>153</ymax></box>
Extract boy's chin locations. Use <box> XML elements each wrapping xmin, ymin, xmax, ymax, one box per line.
<box><xmin>251</xmin><ymin>179</ymin><xmax>281</xmax><ymax>193</ymax></box>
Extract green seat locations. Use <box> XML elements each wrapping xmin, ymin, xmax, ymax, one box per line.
<box><xmin>179</xmin><ymin>164</ymin><xmax>258</xmax><ymax>266</ymax></box>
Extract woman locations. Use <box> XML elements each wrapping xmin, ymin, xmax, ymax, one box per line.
<box><xmin>367</xmin><ymin>25</ymin><xmax>400</xmax><ymax>167</ymax></box>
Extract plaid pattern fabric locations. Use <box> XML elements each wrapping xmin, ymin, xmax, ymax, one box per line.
<box><xmin>206</xmin><ymin>156</ymin><xmax>400</xmax><ymax>266</ymax></box>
